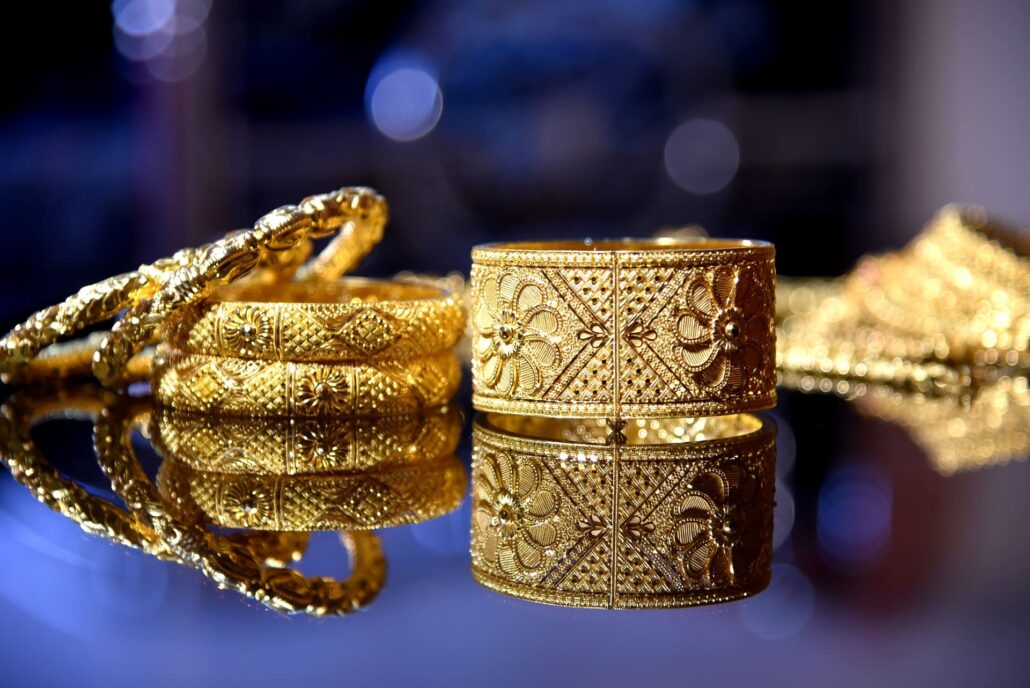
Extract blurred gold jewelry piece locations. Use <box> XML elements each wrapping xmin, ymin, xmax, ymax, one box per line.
<box><xmin>152</xmin><ymin>348</ymin><xmax>461</xmax><ymax>417</ymax></box>
<box><xmin>0</xmin><ymin>187</ymin><xmax>387</xmax><ymax>386</ymax></box>
<box><xmin>780</xmin><ymin>369</ymin><xmax>1029</xmax><ymax>475</ymax></box>
<box><xmin>470</xmin><ymin>238</ymin><xmax>777</xmax><ymax>419</ymax></box>
<box><xmin>157</xmin><ymin>454</ymin><xmax>467</xmax><ymax>531</ymax></box>
<box><xmin>151</xmin><ymin>405</ymin><xmax>462</xmax><ymax>475</ymax></box>
<box><xmin>0</xmin><ymin>386</ymin><xmax>386</xmax><ymax>616</ymax></box>
<box><xmin>166</xmin><ymin>278</ymin><xmax>464</xmax><ymax>363</ymax></box>
<box><xmin>777</xmin><ymin>206</ymin><xmax>1029</xmax><ymax>388</ymax></box>
<box><xmin>470</xmin><ymin>413</ymin><xmax>775</xmax><ymax>609</ymax></box>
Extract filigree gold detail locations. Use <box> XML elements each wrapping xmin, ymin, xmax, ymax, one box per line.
<box><xmin>223</xmin><ymin>305</ymin><xmax>272</xmax><ymax>357</ymax></box>
<box><xmin>470</xmin><ymin>414</ymin><xmax>776</xmax><ymax>609</ymax></box>
<box><xmin>296</xmin><ymin>367</ymin><xmax>351</xmax><ymax>415</ymax></box>
<box><xmin>474</xmin><ymin>272</ymin><xmax>562</xmax><ymax>395</ymax></box>
<box><xmin>474</xmin><ymin>451</ymin><xmax>559</xmax><ymax>576</ymax></box>
<box><xmin>675</xmin><ymin>266</ymin><xmax>767</xmax><ymax>394</ymax></box>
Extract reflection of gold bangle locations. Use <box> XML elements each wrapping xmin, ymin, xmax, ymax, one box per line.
<box><xmin>471</xmin><ymin>413</ymin><xmax>776</xmax><ymax>609</ymax></box>
<box><xmin>152</xmin><ymin>348</ymin><xmax>461</xmax><ymax>417</ymax></box>
<box><xmin>165</xmin><ymin>278</ymin><xmax>465</xmax><ymax>363</ymax></box>
<box><xmin>157</xmin><ymin>454</ymin><xmax>467</xmax><ymax>531</ymax></box>
<box><xmin>470</xmin><ymin>238</ymin><xmax>776</xmax><ymax>419</ymax></box>
<box><xmin>151</xmin><ymin>406</ymin><xmax>462</xmax><ymax>475</ymax></box>
<box><xmin>2</xmin><ymin>386</ymin><xmax>387</xmax><ymax>616</ymax></box>
<box><xmin>95</xmin><ymin>399</ymin><xmax>387</xmax><ymax>616</ymax></box>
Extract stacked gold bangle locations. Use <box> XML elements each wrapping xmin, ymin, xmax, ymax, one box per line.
<box><xmin>153</xmin><ymin>278</ymin><xmax>464</xmax><ymax>417</ymax></box>
<box><xmin>470</xmin><ymin>413</ymin><xmax>775</xmax><ymax>609</ymax></box>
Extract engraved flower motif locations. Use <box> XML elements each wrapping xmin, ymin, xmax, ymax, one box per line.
<box><xmin>474</xmin><ymin>273</ymin><xmax>561</xmax><ymax>395</ymax></box>
<box><xmin>672</xmin><ymin>468</ymin><xmax>750</xmax><ymax>587</ymax></box>
<box><xmin>222</xmin><ymin>482</ymin><xmax>274</xmax><ymax>528</ymax></box>
<box><xmin>474</xmin><ymin>451</ymin><xmax>559</xmax><ymax>576</ymax></box>
<box><xmin>295</xmin><ymin>368</ymin><xmax>351</xmax><ymax>415</ymax></box>
<box><xmin>296</xmin><ymin>422</ymin><xmax>352</xmax><ymax>471</ymax></box>
<box><xmin>675</xmin><ymin>267</ymin><xmax>767</xmax><ymax>393</ymax></box>
<box><xmin>223</xmin><ymin>305</ymin><xmax>272</xmax><ymax>357</ymax></box>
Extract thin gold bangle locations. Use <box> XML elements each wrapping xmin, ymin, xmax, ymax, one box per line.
<box><xmin>470</xmin><ymin>237</ymin><xmax>777</xmax><ymax>419</ymax></box>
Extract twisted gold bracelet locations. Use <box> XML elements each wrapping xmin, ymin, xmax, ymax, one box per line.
<box><xmin>0</xmin><ymin>187</ymin><xmax>387</xmax><ymax>386</ymax></box>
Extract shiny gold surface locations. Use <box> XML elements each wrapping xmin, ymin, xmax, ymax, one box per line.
<box><xmin>470</xmin><ymin>238</ymin><xmax>777</xmax><ymax>419</ymax></box>
<box><xmin>0</xmin><ymin>386</ymin><xmax>386</xmax><ymax>616</ymax></box>
<box><xmin>0</xmin><ymin>186</ymin><xmax>387</xmax><ymax>386</ymax></box>
<box><xmin>157</xmin><ymin>455</ymin><xmax>467</xmax><ymax>531</ymax></box>
<box><xmin>470</xmin><ymin>414</ymin><xmax>776</xmax><ymax>608</ymax></box>
<box><xmin>151</xmin><ymin>405</ymin><xmax>462</xmax><ymax>474</ymax></box>
<box><xmin>152</xmin><ymin>347</ymin><xmax>462</xmax><ymax>417</ymax></box>
<box><xmin>166</xmin><ymin>278</ymin><xmax>465</xmax><ymax>362</ymax></box>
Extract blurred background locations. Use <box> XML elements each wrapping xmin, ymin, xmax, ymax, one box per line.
<box><xmin>1</xmin><ymin>1</ymin><xmax>1029</xmax><ymax>686</ymax></box>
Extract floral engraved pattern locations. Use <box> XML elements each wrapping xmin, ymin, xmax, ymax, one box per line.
<box><xmin>475</xmin><ymin>451</ymin><xmax>559</xmax><ymax>576</ymax></box>
<box><xmin>675</xmin><ymin>267</ymin><xmax>767</xmax><ymax>394</ymax></box>
<box><xmin>475</xmin><ymin>272</ymin><xmax>562</xmax><ymax>395</ymax></box>
<box><xmin>296</xmin><ymin>424</ymin><xmax>351</xmax><ymax>471</ymax></box>
<box><xmin>673</xmin><ymin>468</ymin><xmax>748</xmax><ymax>587</ymax></box>
<box><xmin>296</xmin><ymin>367</ymin><xmax>351</xmax><ymax>415</ymax></box>
<box><xmin>223</xmin><ymin>305</ymin><xmax>272</xmax><ymax>357</ymax></box>
<box><xmin>221</xmin><ymin>483</ymin><xmax>274</xmax><ymax>528</ymax></box>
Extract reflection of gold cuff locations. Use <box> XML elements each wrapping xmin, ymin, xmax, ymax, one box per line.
<box><xmin>471</xmin><ymin>413</ymin><xmax>776</xmax><ymax>609</ymax></box>
<box><xmin>157</xmin><ymin>455</ymin><xmax>467</xmax><ymax>531</ymax></box>
<box><xmin>470</xmin><ymin>239</ymin><xmax>776</xmax><ymax>419</ymax></box>
<box><xmin>165</xmin><ymin>278</ymin><xmax>465</xmax><ymax>363</ymax></box>
<box><xmin>151</xmin><ymin>406</ymin><xmax>462</xmax><ymax>475</ymax></box>
<box><xmin>152</xmin><ymin>348</ymin><xmax>461</xmax><ymax>417</ymax></box>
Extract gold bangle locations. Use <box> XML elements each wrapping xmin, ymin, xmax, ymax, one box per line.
<box><xmin>0</xmin><ymin>187</ymin><xmax>387</xmax><ymax>386</ymax></box>
<box><xmin>470</xmin><ymin>238</ymin><xmax>777</xmax><ymax>419</ymax></box>
<box><xmin>165</xmin><ymin>278</ymin><xmax>465</xmax><ymax>363</ymax></box>
<box><xmin>152</xmin><ymin>348</ymin><xmax>461</xmax><ymax>417</ymax></box>
<box><xmin>470</xmin><ymin>413</ymin><xmax>776</xmax><ymax>609</ymax></box>
<box><xmin>156</xmin><ymin>454</ymin><xmax>467</xmax><ymax>531</ymax></box>
<box><xmin>151</xmin><ymin>405</ymin><xmax>462</xmax><ymax>475</ymax></box>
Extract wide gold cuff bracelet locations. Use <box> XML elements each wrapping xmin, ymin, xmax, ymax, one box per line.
<box><xmin>152</xmin><ymin>348</ymin><xmax>461</xmax><ymax>417</ymax></box>
<box><xmin>157</xmin><ymin>455</ymin><xmax>467</xmax><ymax>531</ymax></box>
<box><xmin>165</xmin><ymin>278</ymin><xmax>465</xmax><ymax>363</ymax></box>
<box><xmin>150</xmin><ymin>406</ymin><xmax>462</xmax><ymax>475</ymax></box>
<box><xmin>471</xmin><ymin>413</ymin><xmax>776</xmax><ymax>609</ymax></box>
<box><xmin>470</xmin><ymin>238</ymin><xmax>776</xmax><ymax>419</ymax></box>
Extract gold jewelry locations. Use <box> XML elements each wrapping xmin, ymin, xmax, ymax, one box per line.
<box><xmin>152</xmin><ymin>348</ymin><xmax>461</xmax><ymax>417</ymax></box>
<box><xmin>165</xmin><ymin>278</ymin><xmax>465</xmax><ymax>362</ymax></box>
<box><xmin>470</xmin><ymin>238</ymin><xmax>777</xmax><ymax>419</ymax></box>
<box><xmin>157</xmin><ymin>454</ymin><xmax>467</xmax><ymax>531</ymax></box>
<box><xmin>0</xmin><ymin>187</ymin><xmax>387</xmax><ymax>386</ymax></box>
<box><xmin>1</xmin><ymin>386</ymin><xmax>386</xmax><ymax>616</ymax></box>
<box><xmin>470</xmin><ymin>413</ymin><xmax>776</xmax><ymax>609</ymax></box>
<box><xmin>94</xmin><ymin>397</ymin><xmax>387</xmax><ymax>616</ymax></box>
<box><xmin>151</xmin><ymin>405</ymin><xmax>462</xmax><ymax>475</ymax></box>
